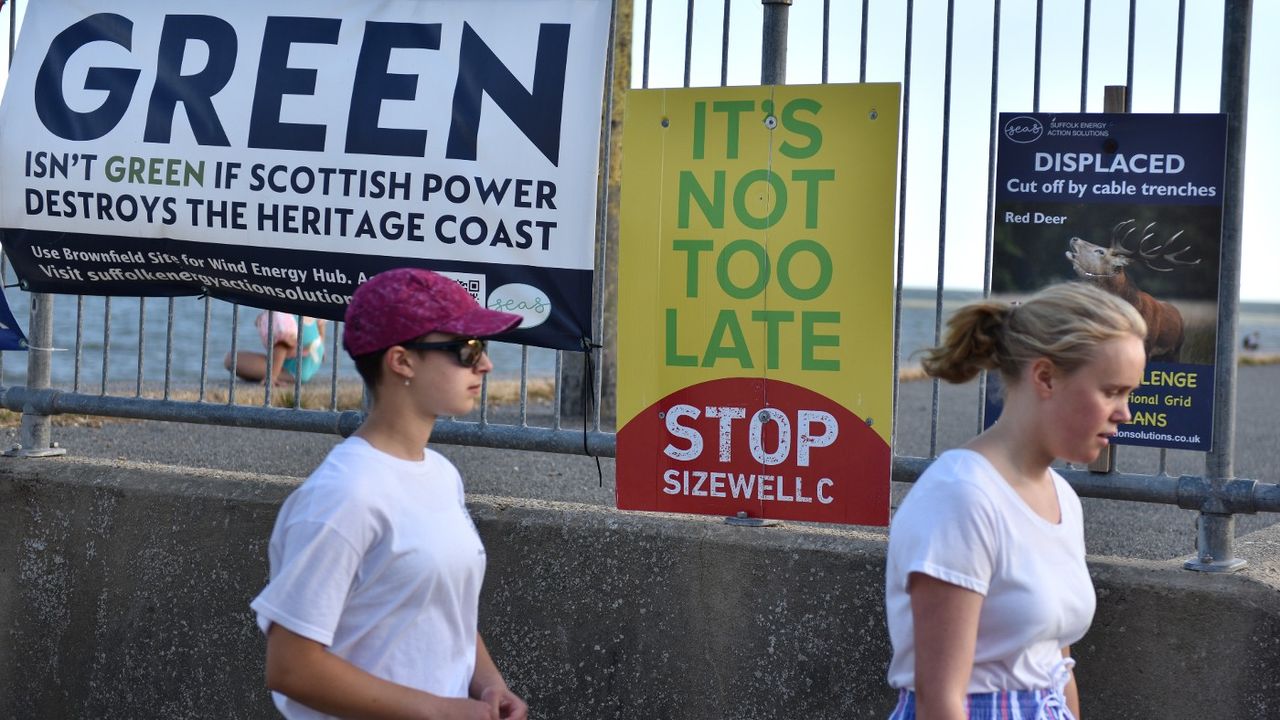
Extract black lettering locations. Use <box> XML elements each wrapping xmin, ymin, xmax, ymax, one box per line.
<box><xmin>346</xmin><ymin>22</ymin><xmax>441</xmax><ymax>157</ymax></box>
<box><xmin>35</xmin><ymin>14</ymin><xmax>141</xmax><ymax>141</ymax></box>
<box><xmin>144</xmin><ymin>15</ymin><xmax>236</xmax><ymax>145</ymax></box>
<box><xmin>248</xmin><ymin>17</ymin><xmax>341</xmax><ymax>151</ymax></box>
<box><xmin>447</xmin><ymin>23</ymin><xmax>569</xmax><ymax>165</ymax></box>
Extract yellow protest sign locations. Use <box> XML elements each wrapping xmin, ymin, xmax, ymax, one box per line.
<box><xmin>617</xmin><ymin>83</ymin><xmax>899</xmax><ymax>526</ymax></box>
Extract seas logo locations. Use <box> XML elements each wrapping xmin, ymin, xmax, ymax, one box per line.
<box><xmin>487</xmin><ymin>283</ymin><xmax>552</xmax><ymax>329</ymax></box>
<box><xmin>1003</xmin><ymin>116</ymin><xmax>1044</xmax><ymax>144</ymax></box>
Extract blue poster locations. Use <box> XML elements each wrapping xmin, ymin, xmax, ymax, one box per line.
<box><xmin>0</xmin><ymin>285</ymin><xmax>28</xmax><ymax>351</ymax></box>
<box><xmin>989</xmin><ymin>113</ymin><xmax>1228</xmax><ymax>452</ymax></box>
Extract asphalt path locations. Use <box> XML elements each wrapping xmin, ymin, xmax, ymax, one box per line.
<box><xmin>13</xmin><ymin>364</ymin><xmax>1280</xmax><ymax>562</ymax></box>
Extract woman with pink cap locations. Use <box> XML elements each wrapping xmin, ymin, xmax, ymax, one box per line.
<box><xmin>251</xmin><ymin>268</ymin><xmax>528</xmax><ymax>720</ymax></box>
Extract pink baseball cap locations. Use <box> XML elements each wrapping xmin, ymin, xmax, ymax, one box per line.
<box><xmin>343</xmin><ymin>268</ymin><xmax>521</xmax><ymax>357</ymax></box>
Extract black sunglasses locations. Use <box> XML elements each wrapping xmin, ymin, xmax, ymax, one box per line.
<box><xmin>400</xmin><ymin>338</ymin><xmax>488</xmax><ymax>368</ymax></box>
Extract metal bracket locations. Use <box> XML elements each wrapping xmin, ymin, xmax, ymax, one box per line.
<box><xmin>1183</xmin><ymin>555</ymin><xmax>1248</xmax><ymax>573</ymax></box>
<box><xmin>2</xmin><ymin>442</ymin><xmax>67</xmax><ymax>458</ymax></box>
<box><xmin>725</xmin><ymin>511</ymin><xmax>780</xmax><ymax>527</ymax></box>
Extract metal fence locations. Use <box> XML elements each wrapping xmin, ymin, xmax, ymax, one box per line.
<box><xmin>1</xmin><ymin>0</ymin><xmax>1277</xmax><ymax>571</ymax></box>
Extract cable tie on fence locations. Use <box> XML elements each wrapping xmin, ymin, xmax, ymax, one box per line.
<box><xmin>580</xmin><ymin>337</ymin><xmax>605</xmax><ymax>487</ymax></box>
<box><xmin>23</xmin><ymin>344</ymin><xmax>67</xmax><ymax>352</ymax></box>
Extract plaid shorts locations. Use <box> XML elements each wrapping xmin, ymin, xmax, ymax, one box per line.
<box><xmin>887</xmin><ymin>688</ymin><xmax>1077</xmax><ymax>720</ymax></box>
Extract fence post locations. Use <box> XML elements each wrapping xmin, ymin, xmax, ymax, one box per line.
<box><xmin>1086</xmin><ymin>86</ymin><xmax>1130</xmax><ymax>474</ymax></box>
<box><xmin>1185</xmin><ymin>0</ymin><xmax>1251</xmax><ymax>573</ymax></box>
<box><xmin>761</xmin><ymin>0</ymin><xmax>790</xmax><ymax>84</ymax></box>
<box><xmin>11</xmin><ymin>291</ymin><xmax>65</xmax><ymax>457</ymax></box>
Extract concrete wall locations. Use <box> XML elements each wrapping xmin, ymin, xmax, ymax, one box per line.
<box><xmin>2</xmin><ymin>457</ymin><xmax>1278</xmax><ymax>719</ymax></box>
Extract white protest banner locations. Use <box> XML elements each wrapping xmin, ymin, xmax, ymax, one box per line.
<box><xmin>0</xmin><ymin>0</ymin><xmax>610</xmax><ymax>350</ymax></box>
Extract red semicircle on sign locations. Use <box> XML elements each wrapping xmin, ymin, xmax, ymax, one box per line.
<box><xmin>617</xmin><ymin>377</ymin><xmax>890</xmax><ymax>526</ymax></box>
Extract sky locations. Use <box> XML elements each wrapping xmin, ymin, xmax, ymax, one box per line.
<box><xmin>2</xmin><ymin>0</ymin><xmax>1277</xmax><ymax>301</ymax></box>
<box><xmin>631</xmin><ymin>0</ymin><xmax>1280</xmax><ymax>303</ymax></box>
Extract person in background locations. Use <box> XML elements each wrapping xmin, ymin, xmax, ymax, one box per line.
<box><xmin>224</xmin><ymin>311</ymin><xmax>326</xmax><ymax>386</ymax></box>
<box><xmin>251</xmin><ymin>268</ymin><xmax>528</xmax><ymax>720</ymax></box>
<box><xmin>885</xmin><ymin>282</ymin><xmax>1147</xmax><ymax>720</ymax></box>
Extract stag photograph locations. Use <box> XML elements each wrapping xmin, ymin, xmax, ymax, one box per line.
<box><xmin>991</xmin><ymin>201</ymin><xmax>1221</xmax><ymax>365</ymax></box>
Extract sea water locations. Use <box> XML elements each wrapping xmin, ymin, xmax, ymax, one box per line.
<box><xmin>0</xmin><ymin>287</ymin><xmax>1274</xmax><ymax>390</ymax></box>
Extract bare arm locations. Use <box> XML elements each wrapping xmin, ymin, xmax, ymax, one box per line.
<box><xmin>1062</xmin><ymin>646</ymin><xmax>1080</xmax><ymax>718</ymax></box>
<box><xmin>265</xmin><ymin>623</ymin><xmax>498</xmax><ymax>720</ymax></box>
<box><xmin>468</xmin><ymin>634</ymin><xmax>527</xmax><ymax>720</ymax></box>
<box><xmin>909</xmin><ymin>573</ymin><xmax>983</xmax><ymax>720</ymax></box>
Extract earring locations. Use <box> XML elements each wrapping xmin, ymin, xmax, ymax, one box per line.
<box><xmin>404</xmin><ymin>379</ymin><xmax>411</xmax><ymax>387</ymax></box>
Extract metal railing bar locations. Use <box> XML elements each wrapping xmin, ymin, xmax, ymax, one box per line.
<box><xmin>199</xmin><ymin>295</ymin><xmax>211</xmax><ymax>402</ymax></box>
<box><xmin>263</xmin><ymin>308</ymin><xmax>275</xmax><ymax>406</ymax></box>
<box><xmin>1125</xmin><ymin>0</ymin><xmax>1136</xmax><ymax>111</ymax></box>
<box><xmin>135</xmin><ymin>297</ymin><xmax>145</xmax><ymax>397</ymax></box>
<box><xmin>101</xmin><ymin>297</ymin><xmax>111</xmax><ymax>396</ymax></box>
<box><xmin>1080</xmin><ymin>0</ymin><xmax>1092</xmax><ymax>111</ymax></box>
<box><xmin>929</xmin><ymin>0</ymin><xmax>956</xmax><ymax>458</ymax></box>
<box><xmin>821</xmin><ymin>0</ymin><xmax>830</xmax><ymax>84</ymax></box>
<box><xmin>292</xmin><ymin>314</ymin><xmax>303</xmax><ymax>409</ymax></box>
<box><xmin>859</xmin><ymin>0</ymin><xmax>870</xmax><ymax>82</ymax></box>
<box><xmin>593</xmin><ymin>0</ymin><xmax>621</xmax><ymax>434</ymax></box>
<box><xmin>1174</xmin><ymin>0</ymin><xmax>1186</xmax><ymax>112</ymax></box>
<box><xmin>1034</xmin><ymin>0</ymin><xmax>1043</xmax><ymax>112</ymax></box>
<box><xmin>7</xmin><ymin>0</ymin><xmax>15</xmax><ymax>66</ymax></box>
<box><xmin>73</xmin><ymin>295</ymin><xmax>83</xmax><ymax>393</ymax></box>
<box><xmin>683</xmin><ymin>0</ymin><xmax>695</xmax><ymax>88</ymax></box>
<box><xmin>720</xmin><ymin>0</ymin><xmax>731</xmax><ymax>86</ymax></box>
<box><xmin>228</xmin><ymin>304</ymin><xmax>240</xmax><ymax>405</ymax></box>
<box><xmin>163</xmin><ymin>297</ymin><xmax>175</xmax><ymax>400</ymax></box>
<box><xmin>553</xmin><ymin>349</ymin><xmax>564</xmax><ymax>430</ymax></box>
<box><xmin>978</xmin><ymin>0</ymin><xmax>1003</xmax><ymax>434</ymax></box>
<box><xmin>889</xmin><ymin>0</ymin><xmax>915</xmax><ymax>452</ymax></box>
<box><xmin>329</xmin><ymin>320</ymin><xmax>340</xmax><ymax>412</ymax></box>
<box><xmin>5</xmin><ymin>377</ymin><xmax>1280</xmax><ymax>513</ymax></box>
<box><xmin>519</xmin><ymin>345</ymin><xmax>530</xmax><ymax>427</ymax></box>
<box><xmin>642</xmin><ymin>0</ymin><xmax>654</xmax><ymax>88</ymax></box>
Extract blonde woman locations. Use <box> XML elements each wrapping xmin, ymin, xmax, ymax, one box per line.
<box><xmin>886</xmin><ymin>283</ymin><xmax>1147</xmax><ymax>720</ymax></box>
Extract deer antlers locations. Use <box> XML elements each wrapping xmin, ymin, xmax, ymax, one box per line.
<box><xmin>1110</xmin><ymin>219</ymin><xmax>1201</xmax><ymax>272</ymax></box>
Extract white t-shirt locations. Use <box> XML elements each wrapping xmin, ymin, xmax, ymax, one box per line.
<box><xmin>251</xmin><ymin>437</ymin><xmax>486</xmax><ymax>719</ymax></box>
<box><xmin>885</xmin><ymin>449</ymin><xmax>1095</xmax><ymax>693</ymax></box>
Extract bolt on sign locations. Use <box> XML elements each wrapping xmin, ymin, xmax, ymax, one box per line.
<box><xmin>616</xmin><ymin>84</ymin><xmax>900</xmax><ymax>526</ymax></box>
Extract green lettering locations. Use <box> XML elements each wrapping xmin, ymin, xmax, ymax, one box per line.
<box><xmin>751</xmin><ymin>310</ymin><xmax>795</xmax><ymax>369</ymax></box>
<box><xmin>712</xmin><ymin>100</ymin><xmax>754</xmax><ymax>159</ymax></box>
<box><xmin>792</xmin><ymin>168</ymin><xmax>834</xmax><ymax>229</ymax></box>
<box><xmin>780</xmin><ymin>98</ymin><xmax>822</xmax><ymax>159</ymax></box>
<box><xmin>801</xmin><ymin>311</ymin><xmax>840</xmax><ymax>371</ymax></box>
<box><xmin>703</xmin><ymin>310</ymin><xmax>753</xmax><ymax>368</ymax></box>
<box><xmin>672</xmin><ymin>239</ymin><xmax>714</xmax><ymax>297</ymax></box>
<box><xmin>778</xmin><ymin>240</ymin><xmax>832</xmax><ymax>300</ymax></box>
<box><xmin>716</xmin><ymin>239</ymin><xmax>769</xmax><ymax>299</ymax></box>
<box><xmin>678</xmin><ymin>170</ymin><xmax>724</xmax><ymax>228</ymax></box>
<box><xmin>665</xmin><ymin>309</ymin><xmax>697</xmax><ymax>366</ymax></box>
<box><xmin>733</xmin><ymin>169</ymin><xmax>786</xmax><ymax>230</ymax></box>
<box><xmin>693</xmin><ymin>101</ymin><xmax>706</xmax><ymax>160</ymax></box>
